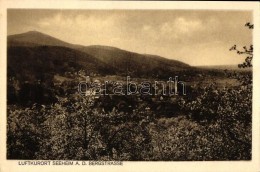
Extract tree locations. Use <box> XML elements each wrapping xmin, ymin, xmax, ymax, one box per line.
<box><xmin>230</xmin><ymin>22</ymin><xmax>253</xmax><ymax>68</ymax></box>
<box><xmin>177</xmin><ymin>22</ymin><xmax>253</xmax><ymax>160</ymax></box>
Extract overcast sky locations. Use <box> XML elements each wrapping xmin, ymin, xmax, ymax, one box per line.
<box><xmin>8</xmin><ymin>10</ymin><xmax>252</xmax><ymax>66</ymax></box>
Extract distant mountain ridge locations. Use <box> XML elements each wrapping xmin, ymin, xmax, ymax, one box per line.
<box><xmin>8</xmin><ymin>31</ymin><xmax>73</xmax><ymax>47</ymax></box>
<box><xmin>8</xmin><ymin>31</ymin><xmax>191</xmax><ymax>80</ymax></box>
<box><xmin>196</xmin><ymin>65</ymin><xmax>251</xmax><ymax>71</ymax></box>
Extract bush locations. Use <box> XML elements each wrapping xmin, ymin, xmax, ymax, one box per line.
<box><xmin>178</xmin><ymin>72</ymin><xmax>252</xmax><ymax>159</ymax></box>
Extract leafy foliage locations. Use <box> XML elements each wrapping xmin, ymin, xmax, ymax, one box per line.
<box><xmin>7</xmin><ymin>24</ymin><xmax>253</xmax><ymax>160</ymax></box>
<box><xmin>176</xmin><ymin>23</ymin><xmax>253</xmax><ymax>160</ymax></box>
<box><xmin>8</xmin><ymin>94</ymin><xmax>154</xmax><ymax>160</ymax></box>
<box><xmin>229</xmin><ymin>22</ymin><xmax>253</xmax><ymax>69</ymax></box>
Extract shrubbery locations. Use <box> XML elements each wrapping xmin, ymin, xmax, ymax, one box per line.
<box><xmin>7</xmin><ymin>94</ymin><xmax>154</xmax><ymax>160</ymax></box>
<box><xmin>7</xmin><ymin>23</ymin><xmax>253</xmax><ymax>160</ymax></box>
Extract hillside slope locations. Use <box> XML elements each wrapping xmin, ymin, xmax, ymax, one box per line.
<box><xmin>8</xmin><ymin>46</ymin><xmax>115</xmax><ymax>82</ymax></box>
<box><xmin>78</xmin><ymin>45</ymin><xmax>190</xmax><ymax>77</ymax></box>
<box><xmin>8</xmin><ymin>31</ymin><xmax>191</xmax><ymax>78</ymax></box>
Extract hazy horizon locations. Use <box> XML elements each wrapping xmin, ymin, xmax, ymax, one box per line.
<box><xmin>8</xmin><ymin>10</ymin><xmax>253</xmax><ymax>66</ymax></box>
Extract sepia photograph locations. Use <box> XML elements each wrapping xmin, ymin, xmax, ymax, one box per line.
<box><xmin>6</xmin><ymin>9</ymin><xmax>253</xmax><ymax>161</ymax></box>
<box><xmin>1</xmin><ymin>1</ymin><xmax>260</xmax><ymax>172</ymax></box>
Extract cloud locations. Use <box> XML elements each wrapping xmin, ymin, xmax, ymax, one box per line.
<box><xmin>38</xmin><ymin>13</ymin><xmax>117</xmax><ymax>31</ymax></box>
<box><xmin>38</xmin><ymin>21</ymin><xmax>51</xmax><ymax>27</ymax></box>
<box><xmin>36</xmin><ymin>12</ymin><xmax>123</xmax><ymax>45</ymax></box>
<box><xmin>160</xmin><ymin>17</ymin><xmax>203</xmax><ymax>36</ymax></box>
<box><xmin>173</xmin><ymin>17</ymin><xmax>203</xmax><ymax>34</ymax></box>
<box><xmin>8</xmin><ymin>10</ymin><xmax>252</xmax><ymax>66</ymax></box>
<box><xmin>142</xmin><ymin>25</ymin><xmax>151</xmax><ymax>31</ymax></box>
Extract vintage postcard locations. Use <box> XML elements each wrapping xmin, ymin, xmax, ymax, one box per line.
<box><xmin>0</xmin><ymin>1</ymin><xmax>259</xmax><ymax>172</ymax></box>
